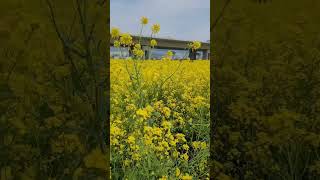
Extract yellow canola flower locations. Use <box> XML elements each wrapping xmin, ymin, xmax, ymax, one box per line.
<box><xmin>83</xmin><ymin>148</ymin><xmax>107</xmax><ymax>169</ymax></box>
<box><xmin>144</xmin><ymin>137</ymin><xmax>153</xmax><ymax>145</ymax></box>
<box><xmin>124</xmin><ymin>159</ymin><xmax>131</xmax><ymax>166</ymax></box>
<box><xmin>175</xmin><ymin>133</ymin><xmax>187</xmax><ymax>142</ymax></box>
<box><xmin>162</xmin><ymin>50</ymin><xmax>174</xmax><ymax>61</ymax></box>
<box><xmin>126</xmin><ymin>104</ymin><xmax>136</xmax><ymax>111</ymax></box>
<box><xmin>114</xmin><ymin>40</ymin><xmax>120</xmax><ymax>48</ymax></box>
<box><xmin>193</xmin><ymin>41</ymin><xmax>201</xmax><ymax>49</ymax></box>
<box><xmin>145</xmin><ymin>105</ymin><xmax>154</xmax><ymax>113</ymax></box>
<box><xmin>141</xmin><ymin>16</ymin><xmax>149</xmax><ymax>25</ymax></box>
<box><xmin>132</xmin><ymin>153</ymin><xmax>141</xmax><ymax>161</ymax></box>
<box><xmin>111</xmin><ymin>27</ymin><xmax>121</xmax><ymax>39</ymax></box>
<box><xmin>134</xmin><ymin>49</ymin><xmax>144</xmax><ymax>58</ymax></box>
<box><xmin>192</xmin><ymin>141</ymin><xmax>201</xmax><ymax>150</ymax></box>
<box><xmin>135</xmin><ymin>43</ymin><xmax>141</xmax><ymax>49</ymax></box>
<box><xmin>172</xmin><ymin>150</ymin><xmax>180</xmax><ymax>158</ymax></box>
<box><xmin>144</xmin><ymin>126</ymin><xmax>153</xmax><ymax>133</ymax></box>
<box><xmin>136</xmin><ymin>109</ymin><xmax>149</xmax><ymax>119</ymax></box>
<box><xmin>160</xmin><ymin>141</ymin><xmax>169</xmax><ymax>149</ymax></box>
<box><xmin>181</xmin><ymin>173</ymin><xmax>193</xmax><ymax>180</ymax></box>
<box><xmin>150</xmin><ymin>39</ymin><xmax>157</xmax><ymax>47</ymax></box>
<box><xmin>161</xmin><ymin>121</ymin><xmax>172</xmax><ymax>129</ymax></box>
<box><xmin>182</xmin><ymin>144</ymin><xmax>189</xmax><ymax>151</ymax></box>
<box><xmin>159</xmin><ymin>176</ymin><xmax>167</xmax><ymax>180</ymax></box>
<box><xmin>201</xmin><ymin>142</ymin><xmax>207</xmax><ymax>149</ymax></box>
<box><xmin>175</xmin><ymin>168</ymin><xmax>181</xmax><ymax>177</ymax></box>
<box><xmin>152</xmin><ymin>24</ymin><xmax>161</xmax><ymax>34</ymax></box>
<box><xmin>189</xmin><ymin>41</ymin><xmax>202</xmax><ymax>51</ymax></box>
<box><xmin>169</xmin><ymin>139</ymin><xmax>178</xmax><ymax>146</ymax></box>
<box><xmin>162</xmin><ymin>107</ymin><xmax>171</xmax><ymax>118</ymax></box>
<box><xmin>166</xmin><ymin>50</ymin><xmax>173</xmax><ymax>57</ymax></box>
<box><xmin>181</xmin><ymin>153</ymin><xmax>189</xmax><ymax>161</ymax></box>
<box><xmin>120</xmin><ymin>33</ymin><xmax>133</xmax><ymax>46</ymax></box>
<box><xmin>155</xmin><ymin>146</ymin><xmax>165</xmax><ymax>152</ymax></box>
<box><xmin>153</xmin><ymin>127</ymin><xmax>163</xmax><ymax>136</ymax></box>
<box><xmin>127</xmin><ymin>135</ymin><xmax>135</xmax><ymax>144</ymax></box>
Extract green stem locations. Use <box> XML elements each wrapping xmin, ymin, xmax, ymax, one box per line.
<box><xmin>160</xmin><ymin>61</ymin><xmax>183</xmax><ymax>88</ymax></box>
<box><xmin>149</xmin><ymin>33</ymin><xmax>154</xmax><ymax>59</ymax></box>
<box><xmin>138</xmin><ymin>24</ymin><xmax>144</xmax><ymax>45</ymax></box>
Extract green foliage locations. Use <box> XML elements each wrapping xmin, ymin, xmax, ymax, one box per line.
<box><xmin>0</xmin><ymin>0</ymin><xmax>109</xmax><ymax>179</ymax></box>
<box><xmin>212</xmin><ymin>1</ymin><xmax>320</xmax><ymax>179</ymax></box>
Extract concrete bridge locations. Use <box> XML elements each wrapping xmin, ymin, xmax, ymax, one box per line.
<box><xmin>110</xmin><ymin>35</ymin><xmax>210</xmax><ymax>60</ymax></box>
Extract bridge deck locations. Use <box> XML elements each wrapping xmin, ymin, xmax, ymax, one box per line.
<box><xmin>110</xmin><ymin>35</ymin><xmax>210</xmax><ymax>50</ymax></box>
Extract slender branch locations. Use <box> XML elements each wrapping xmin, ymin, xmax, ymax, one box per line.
<box><xmin>46</xmin><ymin>0</ymin><xmax>64</xmax><ymax>42</ymax></box>
<box><xmin>211</xmin><ymin>0</ymin><xmax>231</xmax><ymax>31</ymax></box>
<box><xmin>66</xmin><ymin>45</ymin><xmax>87</xmax><ymax>58</ymax></box>
<box><xmin>64</xmin><ymin>47</ymin><xmax>92</xmax><ymax>102</ymax></box>
<box><xmin>76</xmin><ymin>0</ymin><xmax>96</xmax><ymax>82</ymax></box>
<box><xmin>160</xmin><ymin>62</ymin><xmax>183</xmax><ymax>88</ymax></box>
<box><xmin>45</xmin><ymin>0</ymin><xmax>91</xmax><ymax>102</ymax></box>
<box><xmin>67</xmin><ymin>10</ymin><xmax>77</xmax><ymax>42</ymax></box>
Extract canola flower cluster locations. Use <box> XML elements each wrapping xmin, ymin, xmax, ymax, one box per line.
<box><xmin>110</xmin><ymin>60</ymin><xmax>210</xmax><ymax>179</ymax></box>
<box><xmin>110</xmin><ymin>16</ymin><xmax>208</xmax><ymax>179</ymax></box>
<box><xmin>111</xmin><ymin>17</ymin><xmax>163</xmax><ymax>59</ymax></box>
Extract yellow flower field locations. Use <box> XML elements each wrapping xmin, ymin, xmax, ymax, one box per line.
<box><xmin>111</xmin><ymin>59</ymin><xmax>210</xmax><ymax>179</ymax></box>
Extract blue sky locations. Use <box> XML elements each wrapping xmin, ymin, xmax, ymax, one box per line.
<box><xmin>110</xmin><ymin>0</ymin><xmax>210</xmax><ymax>42</ymax></box>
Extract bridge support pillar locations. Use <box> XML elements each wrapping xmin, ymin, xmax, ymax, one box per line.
<box><xmin>202</xmin><ymin>50</ymin><xmax>209</xmax><ymax>60</ymax></box>
<box><xmin>189</xmin><ymin>49</ymin><xmax>197</xmax><ymax>60</ymax></box>
<box><xmin>142</xmin><ymin>46</ymin><xmax>150</xmax><ymax>60</ymax></box>
<box><xmin>128</xmin><ymin>45</ymin><xmax>134</xmax><ymax>58</ymax></box>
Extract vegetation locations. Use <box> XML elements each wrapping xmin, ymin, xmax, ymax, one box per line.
<box><xmin>110</xmin><ymin>17</ymin><xmax>209</xmax><ymax>179</ymax></box>
<box><xmin>111</xmin><ymin>60</ymin><xmax>209</xmax><ymax>179</ymax></box>
<box><xmin>212</xmin><ymin>0</ymin><xmax>320</xmax><ymax>179</ymax></box>
<box><xmin>1</xmin><ymin>0</ymin><xmax>108</xmax><ymax>179</ymax></box>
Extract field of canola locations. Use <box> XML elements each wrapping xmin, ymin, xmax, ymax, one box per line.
<box><xmin>110</xmin><ymin>59</ymin><xmax>210</xmax><ymax>179</ymax></box>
